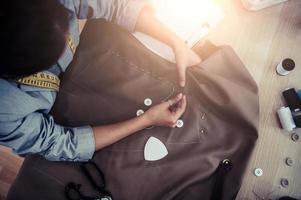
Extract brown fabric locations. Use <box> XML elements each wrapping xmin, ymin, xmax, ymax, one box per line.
<box><xmin>7</xmin><ymin>20</ymin><xmax>258</xmax><ymax>200</ymax></box>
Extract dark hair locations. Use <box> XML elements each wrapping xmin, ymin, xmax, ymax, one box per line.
<box><xmin>0</xmin><ymin>0</ymin><xmax>70</xmax><ymax>79</ymax></box>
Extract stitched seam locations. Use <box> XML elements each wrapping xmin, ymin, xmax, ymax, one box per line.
<box><xmin>65</xmin><ymin>49</ymin><xmax>176</xmax><ymax>101</ymax></box>
<box><xmin>33</xmin><ymin>166</ymin><xmax>66</xmax><ymax>186</ymax></box>
<box><xmin>107</xmin><ymin>49</ymin><xmax>176</xmax><ymax>101</ymax></box>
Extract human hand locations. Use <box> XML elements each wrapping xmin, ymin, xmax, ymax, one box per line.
<box><xmin>173</xmin><ymin>41</ymin><xmax>202</xmax><ymax>87</ymax></box>
<box><xmin>144</xmin><ymin>93</ymin><xmax>187</xmax><ymax>127</ymax></box>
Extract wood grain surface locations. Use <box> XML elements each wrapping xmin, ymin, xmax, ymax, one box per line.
<box><xmin>207</xmin><ymin>0</ymin><xmax>301</xmax><ymax>199</ymax></box>
<box><xmin>0</xmin><ymin>1</ymin><xmax>300</xmax><ymax>199</ymax></box>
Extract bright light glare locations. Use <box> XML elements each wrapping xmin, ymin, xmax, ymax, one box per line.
<box><xmin>152</xmin><ymin>0</ymin><xmax>221</xmax><ymax>19</ymax></box>
<box><xmin>150</xmin><ymin>0</ymin><xmax>224</xmax><ymax>45</ymax></box>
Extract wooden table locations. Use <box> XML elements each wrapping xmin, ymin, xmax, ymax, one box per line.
<box><xmin>206</xmin><ymin>0</ymin><xmax>301</xmax><ymax>199</ymax></box>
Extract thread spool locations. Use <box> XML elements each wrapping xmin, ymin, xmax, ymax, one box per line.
<box><xmin>282</xmin><ymin>88</ymin><xmax>301</xmax><ymax>127</ymax></box>
<box><xmin>282</xmin><ymin>88</ymin><xmax>301</xmax><ymax>112</ymax></box>
<box><xmin>297</xmin><ymin>89</ymin><xmax>301</xmax><ymax>100</ymax></box>
<box><xmin>277</xmin><ymin>107</ymin><xmax>296</xmax><ymax>131</ymax></box>
<box><xmin>276</xmin><ymin>58</ymin><xmax>295</xmax><ymax>76</ymax></box>
<box><xmin>292</xmin><ymin>110</ymin><xmax>301</xmax><ymax>128</ymax></box>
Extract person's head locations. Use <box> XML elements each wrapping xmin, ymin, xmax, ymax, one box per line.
<box><xmin>0</xmin><ymin>0</ymin><xmax>70</xmax><ymax>79</ymax></box>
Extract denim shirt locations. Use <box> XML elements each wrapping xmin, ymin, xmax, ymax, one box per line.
<box><xmin>0</xmin><ymin>0</ymin><xmax>147</xmax><ymax>161</ymax></box>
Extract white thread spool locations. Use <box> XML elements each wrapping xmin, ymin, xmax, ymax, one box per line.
<box><xmin>277</xmin><ymin>107</ymin><xmax>296</xmax><ymax>131</ymax></box>
<box><xmin>276</xmin><ymin>58</ymin><xmax>295</xmax><ymax>76</ymax></box>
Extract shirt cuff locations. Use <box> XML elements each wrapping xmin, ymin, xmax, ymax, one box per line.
<box><xmin>117</xmin><ymin>0</ymin><xmax>150</xmax><ymax>32</ymax></box>
<box><xmin>74</xmin><ymin>125</ymin><xmax>95</xmax><ymax>161</ymax></box>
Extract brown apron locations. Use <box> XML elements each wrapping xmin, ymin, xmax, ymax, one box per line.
<box><xmin>7</xmin><ymin>20</ymin><xmax>258</xmax><ymax>200</ymax></box>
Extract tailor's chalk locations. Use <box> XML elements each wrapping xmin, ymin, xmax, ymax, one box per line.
<box><xmin>277</xmin><ymin>107</ymin><xmax>296</xmax><ymax>131</ymax></box>
<box><xmin>276</xmin><ymin>58</ymin><xmax>295</xmax><ymax>76</ymax></box>
<box><xmin>254</xmin><ymin>168</ymin><xmax>263</xmax><ymax>177</ymax></box>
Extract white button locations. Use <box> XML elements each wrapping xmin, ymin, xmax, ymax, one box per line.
<box><xmin>136</xmin><ymin>109</ymin><xmax>144</xmax><ymax>116</ymax></box>
<box><xmin>254</xmin><ymin>168</ymin><xmax>263</xmax><ymax>177</ymax></box>
<box><xmin>144</xmin><ymin>98</ymin><xmax>152</xmax><ymax>106</ymax></box>
<box><xmin>101</xmin><ymin>197</ymin><xmax>112</xmax><ymax>200</ymax></box>
<box><xmin>176</xmin><ymin>120</ymin><xmax>184</xmax><ymax>128</ymax></box>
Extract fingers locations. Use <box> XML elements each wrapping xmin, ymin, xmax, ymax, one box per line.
<box><xmin>167</xmin><ymin>93</ymin><xmax>183</xmax><ymax>106</ymax></box>
<box><xmin>191</xmin><ymin>51</ymin><xmax>202</xmax><ymax>65</ymax></box>
<box><xmin>177</xmin><ymin>64</ymin><xmax>186</xmax><ymax>87</ymax></box>
<box><xmin>170</xmin><ymin>95</ymin><xmax>186</xmax><ymax>120</ymax></box>
<box><xmin>150</xmin><ymin>94</ymin><xmax>187</xmax><ymax>128</ymax></box>
<box><xmin>170</xmin><ymin>96</ymin><xmax>187</xmax><ymax>128</ymax></box>
<box><xmin>174</xmin><ymin>95</ymin><xmax>187</xmax><ymax>118</ymax></box>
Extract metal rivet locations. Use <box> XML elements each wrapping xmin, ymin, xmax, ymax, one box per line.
<box><xmin>222</xmin><ymin>159</ymin><xmax>233</xmax><ymax>172</ymax></box>
<box><xmin>254</xmin><ymin>168</ymin><xmax>263</xmax><ymax>177</ymax></box>
<box><xmin>291</xmin><ymin>133</ymin><xmax>299</xmax><ymax>142</ymax></box>
<box><xmin>200</xmin><ymin>129</ymin><xmax>205</xmax><ymax>134</ymax></box>
<box><xmin>201</xmin><ymin>113</ymin><xmax>206</xmax><ymax>120</ymax></box>
<box><xmin>285</xmin><ymin>157</ymin><xmax>294</xmax><ymax>166</ymax></box>
<box><xmin>280</xmin><ymin>178</ymin><xmax>289</xmax><ymax>188</ymax></box>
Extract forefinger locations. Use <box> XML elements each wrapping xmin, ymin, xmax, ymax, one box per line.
<box><xmin>174</xmin><ymin>96</ymin><xmax>187</xmax><ymax>118</ymax></box>
<box><xmin>177</xmin><ymin>66</ymin><xmax>186</xmax><ymax>87</ymax></box>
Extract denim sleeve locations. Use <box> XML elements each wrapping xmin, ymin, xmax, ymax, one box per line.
<box><xmin>0</xmin><ymin>112</ymin><xmax>95</xmax><ymax>162</ymax></box>
<box><xmin>72</xmin><ymin>0</ymin><xmax>149</xmax><ymax>31</ymax></box>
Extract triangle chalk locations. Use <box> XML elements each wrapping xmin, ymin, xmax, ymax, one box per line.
<box><xmin>144</xmin><ymin>136</ymin><xmax>168</xmax><ymax>161</ymax></box>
